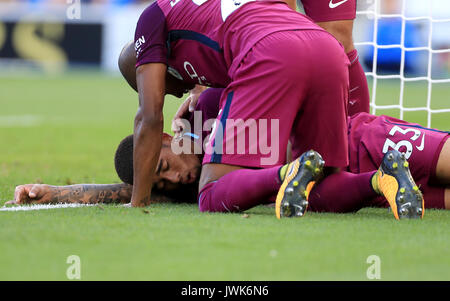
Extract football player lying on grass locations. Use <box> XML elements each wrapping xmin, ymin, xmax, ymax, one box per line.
<box><xmin>128</xmin><ymin>0</ymin><xmax>362</xmax><ymax>222</ymax></box>
<box><xmin>119</xmin><ymin>0</ymin><xmax>427</xmax><ymax>222</ymax></box>
<box><xmin>8</xmin><ymin>134</ymin><xmax>200</xmax><ymax>206</ymax></box>
<box><xmin>10</xmin><ymin>87</ymin><xmax>450</xmax><ymax>218</ymax></box>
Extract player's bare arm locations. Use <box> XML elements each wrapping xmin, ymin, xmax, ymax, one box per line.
<box><xmin>9</xmin><ymin>183</ymin><xmax>132</xmax><ymax>205</ymax></box>
<box><xmin>8</xmin><ymin>183</ymin><xmax>179</xmax><ymax>205</ymax></box>
<box><xmin>132</xmin><ymin>63</ymin><xmax>167</xmax><ymax>207</ymax></box>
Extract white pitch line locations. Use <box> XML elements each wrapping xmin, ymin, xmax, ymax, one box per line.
<box><xmin>0</xmin><ymin>115</ymin><xmax>42</xmax><ymax>127</ymax></box>
<box><xmin>0</xmin><ymin>203</ymin><xmax>96</xmax><ymax>212</ymax></box>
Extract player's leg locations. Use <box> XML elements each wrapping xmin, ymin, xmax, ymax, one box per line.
<box><xmin>435</xmin><ymin>138</ymin><xmax>450</xmax><ymax>185</ymax></box>
<box><xmin>197</xmin><ymin>81</ymin><xmax>292</xmax><ymax>212</ymax></box>
<box><xmin>200</xmin><ymin>29</ymin><xmax>349</xmax><ymax>217</ymax></box>
<box><xmin>306</xmin><ymin>148</ymin><xmax>425</xmax><ymax>218</ymax></box>
<box><xmin>373</xmin><ymin>121</ymin><xmax>450</xmax><ymax>215</ymax></box>
<box><xmin>196</xmin><ymin>86</ymin><xmax>321</xmax><ymax>213</ymax></box>
<box><xmin>267</xmin><ymin>30</ymin><xmax>350</xmax><ymax>218</ymax></box>
<box><xmin>307</xmin><ymin>149</ymin><xmax>425</xmax><ymax>218</ymax></box>
<box><xmin>199</xmin><ymin>157</ymin><xmax>408</xmax><ymax>215</ymax></box>
<box><xmin>199</xmin><ymin>150</ymin><xmax>450</xmax><ymax>214</ymax></box>
<box><xmin>197</xmin><ymin>79</ymin><xmax>310</xmax><ymax>214</ymax></box>
<box><xmin>446</xmin><ymin>189</ymin><xmax>450</xmax><ymax>209</ymax></box>
<box><xmin>347</xmin><ymin>113</ymin><xmax>450</xmax><ymax>215</ymax></box>
<box><xmin>316</xmin><ymin>20</ymin><xmax>370</xmax><ymax>116</ymax></box>
<box><xmin>307</xmin><ymin>171</ymin><xmax>377</xmax><ymax>213</ymax></box>
<box><xmin>198</xmin><ymin>165</ymin><xmax>281</xmax><ymax>212</ymax></box>
<box><xmin>301</xmin><ymin>0</ymin><xmax>370</xmax><ymax>115</ymax></box>
<box><xmin>371</xmin><ymin>150</ymin><xmax>424</xmax><ymax>219</ymax></box>
<box><xmin>307</xmin><ymin>112</ymin><xmax>431</xmax><ymax>218</ymax></box>
<box><xmin>199</xmin><ymin>151</ymin><xmax>325</xmax><ymax>214</ymax></box>
<box><xmin>427</xmin><ymin>137</ymin><xmax>450</xmax><ymax>210</ymax></box>
<box><xmin>436</xmin><ymin>139</ymin><xmax>450</xmax><ymax>209</ymax></box>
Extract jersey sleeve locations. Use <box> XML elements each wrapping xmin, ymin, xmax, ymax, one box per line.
<box><xmin>134</xmin><ymin>2</ymin><xmax>168</xmax><ymax>68</ymax></box>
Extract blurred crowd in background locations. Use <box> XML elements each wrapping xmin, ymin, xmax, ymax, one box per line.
<box><xmin>0</xmin><ymin>0</ymin><xmax>448</xmax><ymax>77</ymax></box>
<box><xmin>0</xmin><ymin>0</ymin><xmax>147</xmax><ymax>4</ymax></box>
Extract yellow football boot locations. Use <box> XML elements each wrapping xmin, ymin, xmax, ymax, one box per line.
<box><xmin>275</xmin><ymin>150</ymin><xmax>324</xmax><ymax>219</ymax></box>
<box><xmin>372</xmin><ymin>150</ymin><xmax>425</xmax><ymax>220</ymax></box>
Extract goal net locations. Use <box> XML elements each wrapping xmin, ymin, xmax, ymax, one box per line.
<box><xmin>354</xmin><ymin>0</ymin><xmax>450</xmax><ymax>129</ymax></box>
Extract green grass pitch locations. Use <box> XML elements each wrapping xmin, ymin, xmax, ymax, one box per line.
<box><xmin>0</xmin><ymin>72</ymin><xmax>449</xmax><ymax>280</ymax></box>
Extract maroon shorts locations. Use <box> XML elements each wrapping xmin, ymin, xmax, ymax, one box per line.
<box><xmin>203</xmin><ymin>29</ymin><xmax>350</xmax><ymax>169</ymax></box>
<box><xmin>348</xmin><ymin>113</ymin><xmax>450</xmax><ymax>209</ymax></box>
<box><xmin>300</xmin><ymin>0</ymin><xmax>357</xmax><ymax>22</ymax></box>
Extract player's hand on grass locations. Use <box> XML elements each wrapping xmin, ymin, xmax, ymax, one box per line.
<box><xmin>172</xmin><ymin>85</ymin><xmax>207</xmax><ymax>137</ymax></box>
<box><xmin>8</xmin><ymin>184</ymin><xmax>52</xmax><ymax>205</ymax></box>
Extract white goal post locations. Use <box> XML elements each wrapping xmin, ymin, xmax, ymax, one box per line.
<box><xmin>355</xmin><ymin>0</ymin><xmax>450</xmax><ymax>128</ymax></box>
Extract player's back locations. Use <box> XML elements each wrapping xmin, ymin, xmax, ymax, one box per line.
<box><xmin>140</xmin><ymin>0</ymin><xmax>324</xmax><ymax>86</ymax></box>
<box><xmin>156</xmin><ymin>0</ymin><xmax>228</xmax><ymax>86</ymax></box>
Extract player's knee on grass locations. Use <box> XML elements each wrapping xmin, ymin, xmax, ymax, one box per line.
<box><xmin>316</xmin><ymin>20</ymin><xmax>354</xmax><ymax>53</ymax></box>
<box><xmin>118</xmin><ymin>41</ymin><xmax>137</xmax><ymax>92</ymax></box>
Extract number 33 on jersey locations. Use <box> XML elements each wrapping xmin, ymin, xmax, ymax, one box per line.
<box><xmin>382</xmin><ymin>125</ymin><xmax>426</xmax><ymax>159</ymax></box>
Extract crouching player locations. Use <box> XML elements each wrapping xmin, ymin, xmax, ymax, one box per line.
<box><xmin>173</xmin><ymin>0</ymin><xmax>369</xmax><ymax>131</ymax></box>
<box><xmin>11</xmin><ymin>88</ymin><xmax>450</xmax><ymax>219</ymax></box>
<box><xmin>129</xmin><ymin>0</ymin><xmax>351</xmax><ymax>221</ymax></box>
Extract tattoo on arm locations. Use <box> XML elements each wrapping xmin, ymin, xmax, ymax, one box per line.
<box><xmin>48</xmin><ymin>183</ymin><xmax>133</xmax><ymax>204</ymax></box>
<box><xmin>139</xmin><ymin>195</ymin><xmax>151</xmax><ymax>206</ymax></box>
<box><xmin>46</xmin><ymin>184</ymin><xmax>179</xmax><ymax>205</ymax></box>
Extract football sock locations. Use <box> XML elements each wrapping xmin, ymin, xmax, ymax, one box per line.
<box><xmin>371</xmin><ymin>170</ymin><xmax>382</xmax><ymax>194</ymax></box>
<box><xmin>278</xmin><ymin>164</ymin><xmax>289</xmax><ymax>181</ymax></box>
<box><xmin>308</xmin><ymin>171</ymin><xmax>378</xmax><ymax>213</ymax></box>
<box><xmin>347</xmin><ymin>49</ymin><xmax>370</xmax><ymax>116</ymax></box>
<box><xmin>198</xmin><ymin>166</ymin><xmax>282</xmax><ymax>212</ymax></box>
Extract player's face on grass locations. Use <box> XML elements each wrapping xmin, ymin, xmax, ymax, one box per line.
<box><xmin>153</xmin><ymin>135</ymin><xmax>201</xmax><ymax>191</ymax></box>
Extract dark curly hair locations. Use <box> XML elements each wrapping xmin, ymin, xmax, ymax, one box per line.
<box><xmin>114</xmin><ymin>134</ymin><xmax>134</xmax><ymax>185</ymax></box>
<box><xmin>114</xmin><ymin>134</ymin><xmax>198</xmax><ymax>203</ymax></box>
